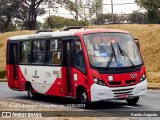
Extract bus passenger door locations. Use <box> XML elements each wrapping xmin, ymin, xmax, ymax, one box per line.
<box><xmin>63</xmin><ymin>41</ymin><xmax>74</xmax><ymax>95</ymax></box>
<box><xmin>7</xmin><ymin>42</ymin><xmax>19</xmax><ymax>89</ymax></box>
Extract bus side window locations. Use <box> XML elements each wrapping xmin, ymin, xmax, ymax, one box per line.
<box><xmin>47</xmin><ymin>39</ymin><xmax>62</xmax><ymax>65</ymax></box>
<box><xmin>20</xmin><ymin>41</ymin><xmax>31</xmax><ymax>64</ymax></box>
<box><xmin>32</xmin><ymin>40</ymin><xmax>45</xmax><ymax>64</ymax></box>
<box><xmin>73</xmin><ymin>40</ymin><xmax>86</xmax><ymax>73</ymax></box>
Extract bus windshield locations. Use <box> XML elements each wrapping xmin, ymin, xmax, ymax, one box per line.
<box><xmin>83</xmin><ymin>32</ymin><xmax>143</xmax><ymax>68</ymax></box>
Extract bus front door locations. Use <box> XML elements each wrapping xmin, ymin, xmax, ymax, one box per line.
<box><xmin>7</xmin><ymin>42</ymin><xmax>19</xmax><ymax>89</ymax></box>
<box><xmin>64</xmin><ymin>41</ymin><xmax>74</xmax><ymax>95</ymax></box>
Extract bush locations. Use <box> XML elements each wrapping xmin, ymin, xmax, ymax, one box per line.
<box><xmin>0</xmin><ymin>70</ymin><xmax>6</xmax><ymax>79</ymax></box>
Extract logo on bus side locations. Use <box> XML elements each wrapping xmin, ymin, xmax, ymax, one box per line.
<box><xmin>32</xmin><ymin>70</ymin><xmax>39</xmax><ymax>78</ymax></box>
<box><xmin>130</xmin><ymin>73</ymin><xmax>137</xmax><ymax>78</ymax></box>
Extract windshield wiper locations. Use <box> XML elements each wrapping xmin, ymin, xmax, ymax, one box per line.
<box><xmin>117</xmin><ymin>43</ymin><xmax>135</xmax><ymax>68</ymax></box>
<box><xmin>106</xmin><ymin>43</ymin><xmax>118</xmax><ymax>68</ymax></box>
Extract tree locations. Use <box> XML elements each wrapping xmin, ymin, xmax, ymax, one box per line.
<box><xmin>21</xmin><ymin>0</ymin><xmax>47</xmax><ymax>30</ymax></box>
<box><xmin>0</xmin><ymin>0</ymin><xmax>21</xmax><ymax>32</ymax></box>
<box><xmin>92</xmin><ymin>14</ymin><xmax>119</xmax><ymax>25</ymax></box>
<box><xmin>128</xmin><ymin>11</ymin><xmax>146</xmax><ymax>24</ymax></box>
<box><xmin>20</xmin><ymin>0</ymin><xmax>71</xmax><ymax>30</ymax></box>
<box><xmin>135</xmin><ymin>0</ymin><xmax>160</xmax><ymax>23</ymax></box>
<box><xmin>44</xmin><ymin>15</ymin><xmax>87</xmax><ymax>29</ymax></box>
<box><xmin>63</xmin><ymin>0</ymin><xmax>103</xmax><ymax>22</ymax></box>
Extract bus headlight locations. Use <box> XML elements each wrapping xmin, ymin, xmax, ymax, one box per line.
<box><xmin>94</xmin><ymin>78</ymin><xmax>106</xmax><ymax>86</ymax></box>
<box><xmin>139</xmin><ymin>74</ymin><xmax>146</xmax><ymax>83</ymax></box>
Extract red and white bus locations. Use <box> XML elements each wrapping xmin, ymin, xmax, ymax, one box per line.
<box><xmin>6</xmin><ymin>28</ymin><xmax>147</xmax><ymax>107</ymax></box>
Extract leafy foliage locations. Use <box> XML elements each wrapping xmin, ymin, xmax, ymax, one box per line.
<box><xmin>44</xmin><ymin>15</ymin><xmax>88</xmax><ymax>29</ymax></box>
<box><xmin>129</xmin><ymin>11</ymin><xmax>147</xmax><ymax>24</ymax></box>
<box><xmin>0</xmin><ymin>0</ymin><xmax>21</xmax><ymax>32</ymax></box>
<box><xmin>135</xmin><ymin>0</ymin><xmax>160</xmax><ymax>23</ymax></box>
<box><xmin>0</xmin><ymin>0</ymin><xmax>72</xmax><ymax>31</ymax></box>
<box><xmin>62</xmin><ymin>0</ymin><xmax>103</xmax><ymax>21</ymax></box>
<box><xmin>0</xmin><ymin>70</ymin><xmax>6</xmax><ymax>79</ymax></box>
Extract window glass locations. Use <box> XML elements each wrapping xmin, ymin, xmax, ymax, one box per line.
<box><xmin>73</xmin><ymin>40</ymin><xmax>86</xmax><ymax>73</ymax></box>
<box><xmin>75</xmin><ymin>40</ymin><xmax>82</xmax><ymax>53</ymax></box>
<box><xmin>47</xmin><ymin>39</ymin><xmax>61</xmax><ymax>65</ymax></box>
<box><xmin>84</xmin><ymin>33</ymin><xmax>142</xmax><ymax>68</ymax></box>
<box><xmin>32</xmin><ymin>40</ymin><xmax>45</xmax><ymax>64</ymax></box>
<box><xmin>33</xmin><ymin>40</ymin><xmax>45</xmax><ymax>52</ymax></box>
<box><xmin>21</xmin><ymin>41</ymin><xmax>31</xmax><ymax>52</ymax></box>
<box><xmin>20</xmin><ymin>41</ymin><xmax>31</xmax><ymax>64</ymax></box>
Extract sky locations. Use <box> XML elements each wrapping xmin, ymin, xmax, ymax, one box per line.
<box><xmin>103</xmin><ymin>0</ymin><xmax>140</xmax><ymax>14</ymax></box>
<box><xmin>37</xmin><ymin>0</ymin><xmax>141</xmax><ymax>22</ymax></box>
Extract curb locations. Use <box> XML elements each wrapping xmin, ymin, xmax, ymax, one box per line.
<box><xmin>147</xmin><ymin>86</ymin><xmax>160</xmax><ymax>90</ymax></box>
<box><xmin>0</xmin><ymin>79</ymin><xmax>7</xmax><ymax>82</ymax></box>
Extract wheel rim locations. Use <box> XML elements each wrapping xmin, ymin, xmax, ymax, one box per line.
<box><xmin>80</xmin><ymin>93</ymin><xmax>87</xmax><ymax>104</ymax></box>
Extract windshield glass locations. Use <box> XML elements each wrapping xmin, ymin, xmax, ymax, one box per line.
<box><xmin>83</xmin><ymin>32</ymin><xmax>142</xmax><ymax>68</ymax></box>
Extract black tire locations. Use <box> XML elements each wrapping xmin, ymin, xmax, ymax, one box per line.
<box><xmin>77</xmin><ymin>90</ymin><xmax>90</xmax><ymax>108</ymax></box>
<box><xmin>126</xmin><ymin>97</ymin><xmax>139</xmax><ymax>105</ymax></box>
<box><xmin>27</xmin><ymin>84</ymin><xmax>36</xmax><ymax>99</ymax></box>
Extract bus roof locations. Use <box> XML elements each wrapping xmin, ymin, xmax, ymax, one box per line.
<box><xmin>75</xmin><ymin>28</ymin><xmax>129</xmax><ymax>35</ymax></box>
<box><xmin>8</xmin><ymin>28</ymin><xmax>130</xmax><ymax>41</ymax></box>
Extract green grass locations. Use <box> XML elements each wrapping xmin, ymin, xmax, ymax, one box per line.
<box><xmin>0</xmin><ymin>70</ymin><xmax>6</xmax><ymax>79</ymax></box>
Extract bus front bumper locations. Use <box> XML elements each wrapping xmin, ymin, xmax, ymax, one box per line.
<box><xmin>90</xmin><ymin>79</ymin><xmax>147</xmax><ymax>102</ymax></box>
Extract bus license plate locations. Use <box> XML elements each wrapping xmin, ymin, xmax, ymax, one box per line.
<box><xmin>118</xmin><ymin>94</ymin><xmax>129</xmax><ymax>99</ymax></box>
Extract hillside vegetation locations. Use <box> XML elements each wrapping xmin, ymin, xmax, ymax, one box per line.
<box><xmin>0</xmin><ymin>25</ymin><xmax>160</xmax><ymax>86</ymax></box>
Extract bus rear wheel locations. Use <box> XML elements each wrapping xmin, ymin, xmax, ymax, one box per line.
<box><xmin>77</xmin><ymin>90</ymin><xmax>90</xmax><ymax>108</ymax></box>
<box><xmin>27</xmin><ymin>84</ymin><xmax>36</xmax><ymax>99</ymax></box>
<box><xmin>126</xmin><ymin>97</ymin><xmax>139</xmax><ymax>105</ymax></box>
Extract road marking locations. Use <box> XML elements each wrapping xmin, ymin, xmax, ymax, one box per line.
<box><xmin>122</xmin><ymin>105</ymin><xmax>139</xmax><ymax>109</ymax></box>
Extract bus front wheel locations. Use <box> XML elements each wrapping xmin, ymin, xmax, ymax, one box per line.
<box><xmin>77</xmin><ymin>90</ymin><xmax>90</xmax><ymax>108</ymax></box>
<box><xmin>126</xmin><ymin>97</ymin><xmax>139</xmax><ymax>105</ymax></box>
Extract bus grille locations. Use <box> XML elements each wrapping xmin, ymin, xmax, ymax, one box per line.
<box><xmin>108</xmin><ymin>81</ymin><xmax>121</xmax><ymax>85</ymax></box>
<box><xmin>111</xmin><ymin>87</ymin><xmax>135</xmax><ymax>97</ymax></box>
<box><xmin>125</xmin><ymin>79</ymin><xmax>136</xmax><ymax>85</ymax></box>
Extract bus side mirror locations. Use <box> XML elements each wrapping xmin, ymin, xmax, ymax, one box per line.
<box><xmin>134</xmin><ymin>38</ymin><xmax>140</xmax><ymax>50</ymax></box>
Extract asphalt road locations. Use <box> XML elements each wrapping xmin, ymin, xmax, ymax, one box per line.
<box><xmin>0</xmin><ymin>82</ymin><xmax>160</xmax><ymax>119</ymax></box>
